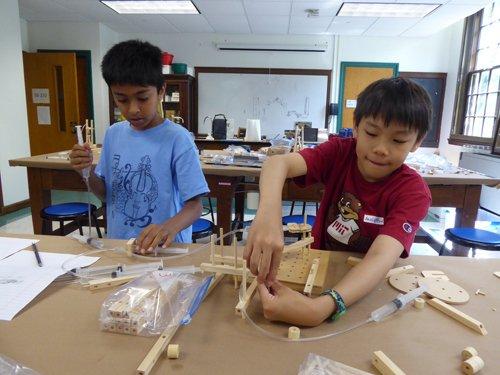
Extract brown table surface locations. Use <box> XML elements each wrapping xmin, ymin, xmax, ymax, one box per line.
<box><xmin>1</xmin><ymin>234</ymin><xmax>499</xmax><ymax>375</ymax></box>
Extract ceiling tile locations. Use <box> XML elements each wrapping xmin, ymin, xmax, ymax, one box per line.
<box><xmin>163</xmin><ymin>14</ymin><xmax>215</xmax><ymax>33</ymax></box>
<box><xmin>244</xmin><ymin>1</ymin><xmax>291</xmax><ymax>16</ymax></box>
<box><xmin>248</xmin><ymin>15</ymin><xmax>290</xmax><ymax>34</ymax></box>
<box><xmin>204</xmin><ymin>15</ymin><xmax>251</xmax><ymax>33</ymax></box>
<box><xmin>289</xmin><ymin>16</ymin><xmax>332</xmax><ymax>34</ymax></box>
<box><xmin>363</xmin><ymin>17</ymin><xmax>421</xmax><ymax>36</ymax></box>
<box><xmin>291</xmin><ymin>1</ymin><xmax>342</xmax><ymax>17</ymax></box>
<box><xmin>121</xmin><ymin>15</ymin><xmax>179</xmax><ymax>33</ymax></box>
<box><xmin>327</xmin><ymin>16</ymin><xmax>376</xmax><ymax>35</ymax></box>
<box><xmin>192</xmin><ymin>0</ymin><xmax>246</xmax><ymax>16</ymax></box>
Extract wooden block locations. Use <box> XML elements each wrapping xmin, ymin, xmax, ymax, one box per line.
<box><xmin>346</xmin><ymin>256</ymin><xmax>362</xmax><ymax>266</ymax></box>
<box><xmin>88</xmin><ymin>275</ymin><xmax>139</xmax><ymax>290</ymax></box>
<box><xmin>288</xmin><ymin>326</ymin><xmax>300</xmax><ymax>340</ymax></box>
<box><xmin>421</xmin><ymin>270</ymin><xmax>449</xmax><ymax>281</ymax></box>
<box><xmin>385</xmin><ymin>265</ymin><xmax>414</xmax><ymax>279</ymax></box>
<box><xmin>126</xmin><ymin>238</ymin><xmax>136</xmax><ymax>257</ymax></box>
<box><xmin>427</xmin><ymin>298</ymin><xmax>487</xmax><ymax>335</ymax></box>
<box><xmin>413</xmin><ymin>298</ymin><xmax>425</xmax><ymax>309</ymax></box>
<box><xmin>461</xmin><ymin>347</ymin><xmax>478</xmax><ymax>360</ymax></box>
<box><xmin>303</xmin><ymin>258</ymin><xmax>320</xmax><ymax>296</ymax></box>
<box><xmin>166</xmin><ymin>344</ymin><xmax>180</xmax><ymax>359</ymax></box>
<box><xmin>235</xmin><ymin>278</ymin><xmax>258</xmax><ymax>315</ymax></box>
<box><xmin>461</xmin><ymin>356</ymin><xmax>484</xmax><ymax>375</ymax></box>
<box><xmin>494</xmin><ymin>271</ymin><xmax>500</xmax><ymax>278</ymax></box>
<box><xmin>372</xmin><ymin>351</ymin><xmax>406</xmax><ymax>375</ymax></box>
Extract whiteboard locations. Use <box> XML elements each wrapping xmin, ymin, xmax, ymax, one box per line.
<box><xmin>197</xmin><ymin>72</ymin><xmax>328</xmax><ymax>137</ymax></box>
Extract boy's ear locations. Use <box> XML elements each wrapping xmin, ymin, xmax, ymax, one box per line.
<box><xmin>410</xmin><ymin>137</ymin><xmax>423</xmax><ymax>152</ymax></box>
<box><xmin>353</xmin><ymin>124</ymin><xmax>359</xmax><ymax>138</ymax></box>
<box><xmin>158</xmin><ymin>82</ymin><xmax>166</xmax><ymax>96</ymax></box>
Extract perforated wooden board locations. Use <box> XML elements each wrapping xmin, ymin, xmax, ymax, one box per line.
<box><xmin>418</xmin><ymin>277</ymin><xmax>470</xmax><ymax>304</ymax></box>
<box><xmin>277</xmin><ymin>248</ymin><xmax>330</xmax><ymax>294</ymax></box>
<box><xmin>388</xmin><ymin>273</ymin><xmax>423</xmax><ymax>293</ymax></box>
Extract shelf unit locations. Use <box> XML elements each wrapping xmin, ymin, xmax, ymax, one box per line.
<box><xmin>108</xmin><ymin>74</ymin><xmax>195</xmax><ymax>132</ymax></box>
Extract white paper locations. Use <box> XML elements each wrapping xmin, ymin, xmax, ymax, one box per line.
<box><xmin>0</xmin><ymin>250</ymin><xmax>99</xmax><ymax>321</ymax></box>
<box><xmin>0</xmin><ymin>237</ymin><xmax>39</xmax><ymax>260</ymax></box>
<box><xmin>36</xmin><ymin>106</ymin><xmax>51</xmax><ymax>125</ymax></box>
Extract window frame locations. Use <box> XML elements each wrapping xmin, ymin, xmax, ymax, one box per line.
<box><xmin>450</xmin><ymin>6</ymin><xmax>500</xmax><ymax>146</ymax></box>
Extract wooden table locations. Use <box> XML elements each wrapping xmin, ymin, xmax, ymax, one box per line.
<box><xmin>9</xmin><ymin>151</ymin><xmax>500</xmax><ymax>254</ymax></box>
<box><xmin>1</xmin><ymin>234</ymin><xmax>499</xmax><ymax>374</ymax></box>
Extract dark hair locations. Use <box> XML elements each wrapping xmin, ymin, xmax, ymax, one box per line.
<box><xmin>101</xmin><ymin>40</ymin><xmax>164</xmax><ymax>91</ymax></box>
<box><xmin>353</xmin><ymin>77</ymin><xmax>432</xmax><ymax>141</ymax></box>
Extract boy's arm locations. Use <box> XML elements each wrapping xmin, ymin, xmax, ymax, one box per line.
<box><xmin>136</xmin><ymin>196</ymin><xmax>203</xmax><ymax>254</ymax></box>
<box><xmin>69</xmin><ymin>143</ymin><xmax>106</xmax><ymax>201</ymax></box>
<box><xmin>260</xmin><ymin>234</ymin><xmax>403</xmax><ymax>326</ymax></box>
<box><xmin>244</xmin><ymin>153</ymin><xmax>308</xmax><ymax>283</ymax></box>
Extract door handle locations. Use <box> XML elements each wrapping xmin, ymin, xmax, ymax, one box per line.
<box><xmin>70</xmin><ymin>122</ymin><xmax>78</xmax><ymax>134</ymax></box>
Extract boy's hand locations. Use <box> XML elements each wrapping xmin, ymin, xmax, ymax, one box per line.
<box><xmin>244</xmin><ymin>214</ymin><xmax>284</xmax><ymax>283</ymax></box>
<box><xmin>69</xmin><ymin>143</ymin><xmax>92</xmax><ymax>172</ymax></box>
<box><xmin>136</xmin><ymin>223</ymin><xmax>177</xmax><ymax>254</ymax></box>
<box><xmin>258</xmin><ymin>281</ymin><xmax>324</xmax><ymax>327</ymax></box>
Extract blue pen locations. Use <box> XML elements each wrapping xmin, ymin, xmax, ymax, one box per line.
<box><xmin>31</xmin><ymin>242</ymin><xmax>43</xmax><ymax>267</ymax></box>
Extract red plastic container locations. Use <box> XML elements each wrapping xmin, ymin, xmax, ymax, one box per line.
<box><xmin>162</xmin><ymin>52</ymin><xmax>174</xmax><ymax>65</ymax></box>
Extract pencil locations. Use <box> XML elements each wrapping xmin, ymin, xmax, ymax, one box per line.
<box><xmin>32</xmin><ymin>242</ymin><xmax>43</xmax><ymax>267</ymax></box>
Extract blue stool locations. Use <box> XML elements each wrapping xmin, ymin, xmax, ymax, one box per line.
<box><xmin>41</xmin><ymin>202</ymin><xmax>102</xmax><ymax>237</ymax></box>
<box><xmin>282</xmin><ymin>215</ymin><xmax>315</xmax><ymax>226</ymax></box>
<box><xmin>439</xmin><ymin>228</ymin><xmax>500</xmax><ymax>257</ymax></box>
<box><xmin>192</xmin><ymin>218</ymin><xmax>215</xmax><ymax>243</ymax></box>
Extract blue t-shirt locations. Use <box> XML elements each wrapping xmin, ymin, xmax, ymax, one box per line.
<box><xmin>95</xmin><ymin>119</ymin><xmax>209</xmax><ymax>242</ymax></box>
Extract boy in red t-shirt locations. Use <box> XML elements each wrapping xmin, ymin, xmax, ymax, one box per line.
<box><xmin>244</xmin><ymin>77</ymin><xmax>432</xmax><ymax>326</ymax></box>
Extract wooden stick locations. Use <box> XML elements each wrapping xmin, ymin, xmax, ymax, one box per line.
<box><xmin>427</xmin><ymin>298</ymin><xmax>487</xmax><ymax>335</ymax></box>
<box><xmin>88</xmin><ymin>274</ymin><xmax>139</xmax><ymax>290</ymax></box>
<box><xmin>235</xmin><ymin>278</ymin><xmax>258</xmax><ymax>315</ymax></box>
<box><xmin>200</xmin><ymin>263</ymin><xmax>250</xmax><ymax>276</ymax></box>
<box><xmin>303</xmin><ymin>258</ymin><xmax>319</xmax><ymax>296</ymax></box>
<box><xmin>372</xmin><ymin>351</ymin><xmax>406</xmax><ymax>375</ymax></box>
<box><xmin>210</xmin><ymin>234</ymin><xmax>216</xmax><ymax>264</ymax></box>
<box><xmin>283</xmin><ymin>236</ymin><xmax>314</xmax><ymax>253</ymax></box>
<box><xmin>219</xmin><ymin>228</ymin><xmax>224</xmax><ymax>258</ymax></box>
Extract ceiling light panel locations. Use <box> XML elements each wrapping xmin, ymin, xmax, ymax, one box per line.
<box><xmin>101</xmin><ymin>1</ymin><xmax>200</xmax><ymax>14</ymax></box>
<box><xmin>337</xmin><ymin>2</ymin><xmax>440</xmax><ymax>18</ymax></box>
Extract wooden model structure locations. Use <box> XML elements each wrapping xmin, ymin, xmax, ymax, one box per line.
<box><xmin>83</xmin><ymin>119</ymin><xmax>96</xmax><ymax>148</ymax></box>
<box><xmin>293</xmin><ymin>123</ymin><xmax>305</xmax><ymax>152</ymax></box>
<box><xmin>286</xmin><ymin>213</ymin><xmax>312</xmax><ymax>240</ymax></box>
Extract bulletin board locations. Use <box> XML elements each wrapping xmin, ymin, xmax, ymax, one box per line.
<box><xmin>195</xmin><ymin>67</ymin><xmax>331</xmax><ymax>137</ymax></box>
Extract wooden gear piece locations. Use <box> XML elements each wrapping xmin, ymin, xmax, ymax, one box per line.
<box><xmin>421</xmin><ymin>270</ymin><xmax>450</xmax><ymax>281</ymax></box>
<box><xmin>417</xmin><ymin>277</ymin><xmax>470</xmax><ymax>304</ymax></box>
<box><xmin>372</xmin><ymin>351</ymin><xmax>406</xmax><ymax>375</ymax></box>
<box><xmin>426</xmin><ymin>298</ymin><xmax>487</xmax><ymax>335</ymax></box>
<box><xmin>388</xmin><ymin>273</ymin><xmax>423</xmax><ymax>293</ymax></box>
<box><xmin>461</xmin><ymin>356</ymin><xmax>484</xmax><ymax>375</ymax></box>
<box><xmin>461</xmin><ymin>347</ymin><xmax>478</xmax><ymax>360</ymax></box>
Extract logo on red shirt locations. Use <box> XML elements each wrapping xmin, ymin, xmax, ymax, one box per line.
<box><xmin>403</xmin><ymin>222</ymin><xmax>412</xmax><ymax>233</ymax></box>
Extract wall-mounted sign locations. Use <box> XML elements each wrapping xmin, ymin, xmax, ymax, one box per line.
<box><xmin>32</xmin><ymin>88</ymin><xmax>50</xmax><ymax>104</ymax></box>
<box><xmin>345</xmin><ymin>99</ymin><xmax>357</xmax><ymax>109</ymax></box>
<box><xmin>37</xmin><ymin>106</ymin><xmax>51</xmax><ymax>125</ymax></box>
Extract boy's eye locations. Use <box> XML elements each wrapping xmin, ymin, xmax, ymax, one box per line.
<box><xmin>138</xmin><ymin>97</ymin><xmax>149</xmax><ymax>101</ymax></box>
<box><xmin>393</xmin><ymin>139</ymin><xmax>408</xmax><ymax>144</ymax></box>
<box><xmin>117</xmin><ymin>99</ymin><xmax>128</xmax><ymax>103</ymax></box>
<box><xmin>365</xmin><ymin>130</ymin><xmax>377</xmax><ymax>137</ymax></box>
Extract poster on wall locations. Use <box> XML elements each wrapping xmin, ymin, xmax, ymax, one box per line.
<box><xmin>32</xmin><ymin>88</ymin><xmax>50</xmax><ymax>104</ymax></box>
<box><xmin>36</xmin><ymin>106</ymin><xmax>51</xmax><ymax>125</ymax></box>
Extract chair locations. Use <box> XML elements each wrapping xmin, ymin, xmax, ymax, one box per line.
<box><xmin>192</xmin><ymin>218</ymin><xmax>215</xmax><ymax>242</ymax></box>
<box><xmin>41</xmin><ymin>202</ymin><xmax>102</xmax><ymax>237</ymax></box>
<box><xmin>439</xmin><ymin>228</ymin><xmax>500</xmax><ymax>257</ymax></box>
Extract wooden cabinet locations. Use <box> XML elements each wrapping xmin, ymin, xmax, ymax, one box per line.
<box><xmin>108</xmin><ymin>74</ymin><xmax>195</xmax><ymax>132</ymax></box>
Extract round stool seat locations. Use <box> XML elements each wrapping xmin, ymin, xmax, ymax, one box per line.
<box><xmin>41</xmin><ymin>202</ymin><xmax>96</xmax><ymax>218</ymax></box>
<box><xmin>192</xmin><ymin>218</ymin><xmax>214</xmax><ymax>233</ymax></box>
<box><xmin>282</xmin><ymin>215</ymin><xmax>315</xmax><ymax>226</ymax></box>
<box><xmin>445</xmin><ymin>228</ymin><xmax>500</xmax><ymax>250</ymax></box>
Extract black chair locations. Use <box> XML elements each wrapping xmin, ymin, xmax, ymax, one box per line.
<box><xmin>41</xmin><ymin>202</ymin><xmax>102</xmax><ymax>237</ymax></box>
<box><xmin>439</xmin><ymin>228</ymin><xmax>500</xmax><ymax>257</ymax></box>
<box><xmin>192</xmin><ymin>218</ymin><xmax>215</xmax><ymax>243</ymax></box>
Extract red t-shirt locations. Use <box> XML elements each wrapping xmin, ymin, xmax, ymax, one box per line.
<box><xmin>295</xmin><ymin>137</ymin><xmax>431</xmax><ymax>257</ymax></box>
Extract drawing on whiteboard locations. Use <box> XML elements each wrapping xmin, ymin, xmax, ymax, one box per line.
<box><xmin>253</xmin><ymin>97</ymin><xmax>310</xmax><ymax>119</ymax></box>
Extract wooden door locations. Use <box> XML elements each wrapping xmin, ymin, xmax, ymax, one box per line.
<box><xmin>23</xmin><ymin>52</ymin><xmax>80</xmax><ymax>155</ymax></box>
<box><xmin>338</xmin><ymin>62</ymin><xmax>398</xmax><ymax>130</ymax></box>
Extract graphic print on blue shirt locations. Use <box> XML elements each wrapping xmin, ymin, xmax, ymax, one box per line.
<box><xmin>111</xmin><ymin>154</ymin><xmax>159</xmax><ymax>228</ymax></box>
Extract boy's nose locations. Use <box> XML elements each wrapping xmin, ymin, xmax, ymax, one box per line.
<box><xmin>130</xmin><ymin>101</ymin><xmax>141</xmax><ymax>114</ymax></box>
<box><xmin>373</xmin><ymin>142</ymin><xmax>389</xmax><ymax>156</ymax></box>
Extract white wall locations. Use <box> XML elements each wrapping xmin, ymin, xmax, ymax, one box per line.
<box><xmin>19</xmin><ymin>18</ymin><xmax>29</xmax><ymax>51</ymax></box>
<box><xmin>0</xmin><ymin>0</ymin><xmax>30</xmax><ymax>205</ymax></box>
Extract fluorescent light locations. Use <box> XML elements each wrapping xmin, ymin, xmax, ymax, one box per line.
<box><xmin>337</xmin><ymin>2</ymin><xmax>440</xmax><ymax>18</ymax></box>
<box><xmin>101</xmin><ymin>1</ymin><xmax>199</xmax><ymax>14</ymax></box>
<box><xmin>216</xmin><ymin>42</ymin><xmax>328</xmax><ymax>53</ymax></box>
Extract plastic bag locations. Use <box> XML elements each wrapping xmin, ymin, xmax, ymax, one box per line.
<box><xmin>100</xmin><ymin>270</ymin><xmax>207</xmax><ymax>337</ymax></box>
<box><xmin>0</xmin><ymin>355</ymin><xmax>41</xmax><ymax>375</ymax></box>
<box><xmin>298</xmin><ymin>353</ymin><xmax>372</xmax><ymax>375</ymax></box>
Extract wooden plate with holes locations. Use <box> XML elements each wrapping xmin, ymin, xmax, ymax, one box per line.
<box><xmin>388</xmin><ymin>273</ymin><xmax>423</xmax><ymax>293</ymax></box>
<box><xmin>418</xmin><ymin>277</ymin><xmax>470</xmax><ymax>304</ymax></box>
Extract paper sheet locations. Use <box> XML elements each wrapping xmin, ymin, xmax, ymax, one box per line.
<box><xmin>0</xmin><ymin>250</ymin><xmax>99</xmax><ymax>321</ymax></box>
<box><xmin>0</xmin><ymin>237</ymin><xmax>39</xmax><ymax>261</ymax></box>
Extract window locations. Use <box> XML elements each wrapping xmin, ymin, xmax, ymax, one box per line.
<box><xmin>451</xmin><ymin>1</ymin><xmax>500</xmax><ymax>145</ymax></box>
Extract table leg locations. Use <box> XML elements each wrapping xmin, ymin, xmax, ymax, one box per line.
<box><xmin>451</xmin><ymin>185</ymin><xmax>481</xmax><ymax>256</ymax></box>
<box><xmin>27</xmin><ymin>168</ymin><xmax>52</xmax><ymax>234</ymax></box>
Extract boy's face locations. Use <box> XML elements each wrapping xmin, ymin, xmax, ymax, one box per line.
<box><xmin>111</xmin><ymin>84</ymin><xmax>165</xmax><ymax>131</ymax></box>
<box><xmin>353</xmin><ymin>116</ymin><xmax>422</xmax><ymax>182</ymax></box>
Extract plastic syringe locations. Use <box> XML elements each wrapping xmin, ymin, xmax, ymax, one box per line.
<box><xmin>75</xmin><ymin>125</ymin><xmax>91</xmax><ymax>181</ymax></box>
<box><xmin>370</xmin><ymin>284</ymin><xmax>428</xmax><ymax>322</ymax></box>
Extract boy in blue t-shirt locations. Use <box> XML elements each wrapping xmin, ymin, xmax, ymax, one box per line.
<box><xmin>69</xmin><ymin>40</ymin><xmax>209</xmax><ymax>254</ymax></box>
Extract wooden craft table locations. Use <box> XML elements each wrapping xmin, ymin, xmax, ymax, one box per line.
<box><xmin>0</xmin><ymin>234</ymin><xmax>499</xmax><ymax>374</ymax></box>
<box><xmin>9</xmin><ymin>151</ymin><xmax>500</xmax><ymax>254</ymax></box>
